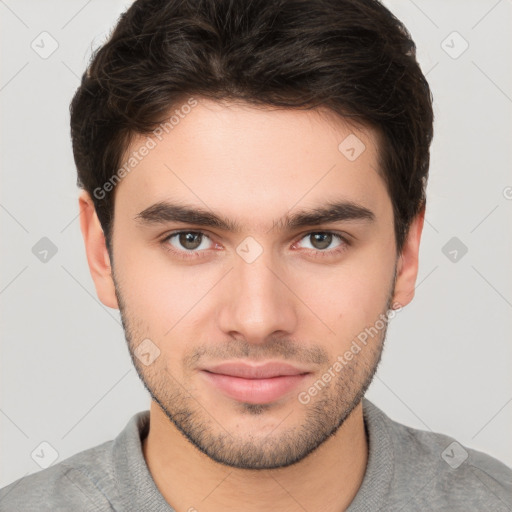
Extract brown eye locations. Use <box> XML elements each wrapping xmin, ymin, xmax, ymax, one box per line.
<box><xmin>298</xmin><ymin>232</ymin><xmax>344</xmax><ymax>251</ymax></box>
<box><xmin>309</xmin><ymin>233</ymin><xmax>333</xmax><ymax>250</ymax></box>
<box><xmin>292</xmin><ymin>232</ymin><xmax>350</xmax><ymax>259</ymax></box>
<box><xmin>163</xmin><ymin>231</ymin><xmax>214</xmax><ymax>255</ymax></box>
<box><xmin>178</xmin><ymin>232</ymin><xmax>203</xmax><ymax>250</ymax></box>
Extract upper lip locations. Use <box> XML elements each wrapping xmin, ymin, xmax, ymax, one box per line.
<box><xmin>202</xmin><ymin>361</ymin><xmax>310</xmax><ymax>379</ymax></box>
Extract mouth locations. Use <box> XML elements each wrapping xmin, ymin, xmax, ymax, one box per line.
<box><xmin>200</xmin><ymin>361</ymin><xmax>311</xmax><ymax>404</ymax></box>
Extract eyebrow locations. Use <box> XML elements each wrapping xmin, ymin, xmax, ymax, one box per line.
<box><xmin>134</xmin><ymin>199</ymin><xmax>375</xmax><ymax>233</ymax></box>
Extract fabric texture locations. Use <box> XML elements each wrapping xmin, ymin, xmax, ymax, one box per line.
<box><xmin>1</xmin><ymin>398</ymin><xmax>511</xmax><ymax>511</ymax></box>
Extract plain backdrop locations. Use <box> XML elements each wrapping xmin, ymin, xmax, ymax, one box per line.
<box><xmin>1</xmin><ymin>0</ymin><xmax>511</xmax><ymax>488</ymax></box>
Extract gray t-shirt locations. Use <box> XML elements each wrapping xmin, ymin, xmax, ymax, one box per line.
<box><xmin>1</xmin><ymin>398</ymin><xmax>511</xmax><ymax>511</ymax></box>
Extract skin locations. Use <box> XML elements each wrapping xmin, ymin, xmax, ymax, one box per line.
<box><xmin>79</xmin><ymin>98</ymin><xmax>424</xmax><ymax>512</ymax></box>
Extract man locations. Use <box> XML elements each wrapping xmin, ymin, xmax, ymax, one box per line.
<box><xmin>1</xmin><ymin>0</ymin><xmax>510</xmax><ymax>510</ymax></box>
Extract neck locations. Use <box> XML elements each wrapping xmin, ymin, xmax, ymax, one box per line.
<box><xmin>142</xmin><ymin>400</ymin><xmax>368</xmax><ymax>512</ymax></box>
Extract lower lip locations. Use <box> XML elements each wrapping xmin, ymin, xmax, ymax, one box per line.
<box><xmin>200</xmin><ymin>371</ymin><xmax>309</xmax><ymax>404</ymax></box>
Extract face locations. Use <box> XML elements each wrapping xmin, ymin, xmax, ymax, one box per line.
<box><xmin>99</xmin><ymin>99</ymin><xmax>407</xmax><ymax>469</ymax></box>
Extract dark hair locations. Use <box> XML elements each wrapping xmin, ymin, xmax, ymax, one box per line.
<box><xmin>70</xmin><ymin>0</ymin><xmax>433</xmax><ymax>254</ymax></box>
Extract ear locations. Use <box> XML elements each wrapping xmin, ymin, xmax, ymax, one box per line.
<box><xmin>78</xmin><ymin>190</ymin><xmax>119</xmax><ymax>309</ymax></box>
<box><xmin>392</xmin><ymin>207</ymin><xmax>425</xmax><ymax>308</ymax></box>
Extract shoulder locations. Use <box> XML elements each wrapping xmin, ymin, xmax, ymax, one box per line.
<box><xmin>367</xmin><ymin>401</ymin><xmax>512</xmax><ymax>510</ymax></box>
<box><xmin>399</xmin><ymin>424</ymin><xmax>510</xmax><ymax>507</ymax></box>
<box><xmin>0</xmin><ymin>441</ymin><xmax>115</xmax><ymax>512</ymax></box>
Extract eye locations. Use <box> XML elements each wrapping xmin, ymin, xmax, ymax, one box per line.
<box><xmin>161</xmin><ymin>230</ymin><xmax>350</xmax><ymax>261</ymax></box>
<box><xmin>294</xmin><ymin>232</ymin><xmax>349</xmax><ymax>255</ymax></box>
<box><xmin>162</xmin><ymin>231</ymin><xmax>216</xmax><ymax>259</ymax></box>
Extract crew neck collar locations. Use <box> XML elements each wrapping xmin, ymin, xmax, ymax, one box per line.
<box><xmin>112</xmin><ymin>398</ymin><xmax>395</xmax><ymax>511</ymax></box>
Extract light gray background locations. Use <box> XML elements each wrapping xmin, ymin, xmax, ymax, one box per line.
<box><xmin>1</xmin><ymin>0</ymin><xmax>511</xmax><ymax>488</ymax></box>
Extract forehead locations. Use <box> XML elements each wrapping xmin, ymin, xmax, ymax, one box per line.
<box><xmin>114</xmin><ymin>98</ymin><xmax>389</xmax><ymax>229</ymax></box>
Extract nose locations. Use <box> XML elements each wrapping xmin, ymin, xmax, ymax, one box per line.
<box><xmin>216</xmin><ymin>250</ymin><xmax>299</xmax><ymax>345</ymax></box>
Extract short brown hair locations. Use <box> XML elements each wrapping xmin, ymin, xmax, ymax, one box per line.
<box><xmin>70</xmin><ymin>0</ymin><xmax>434</xmax><ymax>253</ymax></box>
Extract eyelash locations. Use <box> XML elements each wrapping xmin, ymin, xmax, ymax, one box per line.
<box><xmin>160</xmin><ymin>230</ymin><xmax>351</xmax><ymax>261</ymax></box>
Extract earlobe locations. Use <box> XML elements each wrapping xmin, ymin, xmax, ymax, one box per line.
<box><xmin>392</xmin><ymin>207</ymin><xmax>425</xmax><ymax>308</ymax></box>
<box><xmin>78</xmin><ymin>190</ymin><xmax>119</xmax><ymax>310</ymax></box>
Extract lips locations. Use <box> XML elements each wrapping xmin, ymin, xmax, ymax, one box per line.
<box><xmin>203</xmin><ymin>361</ymin><xmax>309</xmax><ymax>379</ymax></box>
<box><xmin>200</xmin><ymin>361</ymin><xmax>311</xmax><ymax>404</ymax></box>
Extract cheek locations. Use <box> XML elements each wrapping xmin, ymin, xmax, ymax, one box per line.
<box><xmin>292</xmin><ymin>252</ymin><xmax>395</xmax><ymax>342</ymax></box>
<box><xmin>114</xmin><ymin>241</ymin><xmax>217</xmax><ymax>342</ymax></box>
